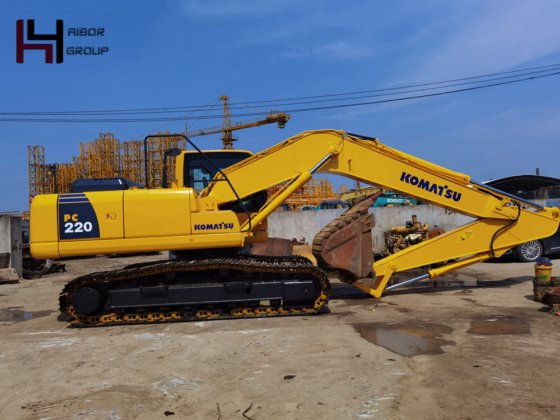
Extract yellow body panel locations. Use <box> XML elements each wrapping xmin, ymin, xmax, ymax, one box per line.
<box><xmin>30</xmin><ymin>194</ymin><xmax>59</xmax><ymax>258</ymax></box>
<box><xmin>57</xmin><ymin>233</ymin><xmax>244</xmax><ymax>258</ymax></box>
<box><xmin>31</xmin><ymin>187</ymin><xmax>246</xmax><ymax>258</ymax></box>
<box><xmin>86</xmin><ymin>191</ymin><xmax>124</xmax><ymax>239</ymax></box>
<box><xmin>123</xmin><ymin>189</ymin><xmax>192</xmax><ymax>238</ymax></box>
<box><xmin>30</xmin><ymin>194</ymin><xmax>58</xmax><ymax>244</ymax></box>
<box><xmin>190</xmin><ymin>211</ymin><xmax>240</xmax><ymax>235</ymax></box>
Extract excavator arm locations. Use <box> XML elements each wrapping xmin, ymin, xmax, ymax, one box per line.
<box><xmin>201</xmin><ymin>129</ymin><xmax>560</xmax><ymax>297</ymax></box>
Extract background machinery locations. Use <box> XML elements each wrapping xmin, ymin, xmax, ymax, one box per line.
<box><xmin>29</xmin><ymin>130</ymin><xmax>560</xmax><ymax>326</ymax></box>
<box><xmin>372</xmin><ymin>191</ymin><xmax>418</xmax><ymax>207</ymax></box>
<box><xmin>382</xmin><ymin>215</ymin><xmax>445</xmax><ymax>256</ymax></box>
<box><xmin>340</xmin><ymin>186</ymin><xmax>381</xmax><ymax>206</ymax></box>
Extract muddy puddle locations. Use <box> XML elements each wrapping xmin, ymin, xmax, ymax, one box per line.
<box><xmin>433</xmin><ymin>274</ymin><xmax>478</xmax><ymax>288</ymax></box>
<box><xmin>388</xmin><ymin>270</ymin><xmax>479</xmax><ymax>290</ymax></box>
<box><xmin>0</xmin><ymin>307</ymin><xmax>53</xmax><ymax>322</ymax></box>
<box><xmin>353</xmin><ymin>322</ymin><xmax>454</xmax><ymax>357</ymax></box>
<box><xmin>468</xmin><ymin>315</ymin><xmax>530</xmax><ymax>335</ymax></box>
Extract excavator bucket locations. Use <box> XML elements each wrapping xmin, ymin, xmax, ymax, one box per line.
<box><xmin>312</xmin><ymin>192</ymin><xmax>381</xmax><ymax>281</ymax></box>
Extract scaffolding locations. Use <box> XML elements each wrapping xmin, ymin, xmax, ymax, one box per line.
<box><xmin>28</xmin><ymin>132</ymin><xmax>190</xmax><ymax>197</ymax></box>
<box><xmin>28</xmin><ymin>134</ymin><xmax>343</xmax><ymax>207</ymax></box>
<box><xmin>123</xmin><ymin>141</ymin><xmax>144</xmax><ymax>185</ymax></box>
<box><xmin>78</xmin><ymin>133</ymin><xmax>122</xmax><ymax>179</ymax></box>
<box><xmin>268</xmin><ymin>178</ymin><xmax>339</xmax><ymax>210</ymax></box>
<box><xmin>27</xmin><ymin>145</ymin><xmax>49</xmax><ymax>199</ymax></box>
<box><xmin>54</xmin><ymin>163</ymin><xmax>79</xmax><ymax>194</ymax></box>
<box><xmin>27</xmin><ymin>94</ymin><xmax>294</xmax><ymax>197</ymax></box>
<box><xmin>145</xmin><ymin>133</ymin><xmax>187</xmax><ymax>188</ymax></box>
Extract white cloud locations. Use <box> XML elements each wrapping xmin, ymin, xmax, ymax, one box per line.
<box><xmin>448</xmin><ymin>106</ymin><xmax>560</xmax><ymax>144</ymax></box>
<box><xmin>181</xmin><ymin>1</ymin><xmax>560</xmax><ymax>71</ymax></box>
<box><xmin>410</xmin><ymin>0</ymin><xmax>560</xmax><ymax>79</ymax></box>
<box><xmin>281</xmin><ymin>41</ymin><xmax>372</xmax><ymax>60</ymax></box>
<box><xmin>181</xmin><ymin>0</ymin><xmax>301</xmax><ymax>18</ymax></box>
<box><xmin>442</xmin><ymin>106</ymin><xmax>560</xmax><ymax>179</ymax></box>
<box><xmin>329</xmin><ymin>98</ymin><xmax>465</xmax><ymax>121</ymax></box>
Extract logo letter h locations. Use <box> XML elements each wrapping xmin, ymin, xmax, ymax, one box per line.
<box><xmin>16</xmin><ymin>19</ymin><xmax>64</xmax><ymax>64</ymax></box>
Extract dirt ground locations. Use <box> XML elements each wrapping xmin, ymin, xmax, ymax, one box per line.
<box><xmin>0</xmin><ymin>254</ymin><xmax>559</xmax><ymax>420</ymax></box>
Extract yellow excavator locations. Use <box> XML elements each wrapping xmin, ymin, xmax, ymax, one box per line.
<box><xmin>30</xmin><ymin>130</ymin><xmax>560</xmax><ymax>326</ymax></box>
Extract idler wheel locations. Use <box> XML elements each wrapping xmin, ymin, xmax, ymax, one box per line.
<box><xmin>72</xmin><ymin>287</ymin><xmax>102</xmax><ymax>315</ymax></box>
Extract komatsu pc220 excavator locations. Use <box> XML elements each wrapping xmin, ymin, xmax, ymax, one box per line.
<box><xmin>30</xmin><ymin>130</ymin><xmax>560</xmax><ymax>327</ymax></box>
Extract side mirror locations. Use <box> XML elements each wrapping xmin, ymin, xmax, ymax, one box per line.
<box><xmin>162</xmin><ymin>148</ymin><xmax>182</xmax><ymax>188</ymax></box>
<box><xmin>165</xmin><ymin>148</ymin><xmax>182</xmax><ymax>158</ymax></box>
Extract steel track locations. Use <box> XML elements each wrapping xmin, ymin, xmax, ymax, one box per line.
<box><xmin>59</xmin><ymin>254</ymin><xmax>330</xmax><ymax>327</ymax></box>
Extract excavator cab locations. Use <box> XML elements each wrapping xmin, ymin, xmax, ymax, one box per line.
<box><xmin>169</xmin><ymin>149</ymin><xmax>252</xmax><ymax>191</ymax></box>
<box><xmin>174</xmin><ymin>149</ymin><xmax>268</xmax><ymax>213</ymax></box>
<box><xmin>182</xmin><ymin>150</ymin><xmax>252</xmax><ymax>193</ymax></box>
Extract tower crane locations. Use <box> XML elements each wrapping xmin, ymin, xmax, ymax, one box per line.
<box><xmin>186</xmin><ymin>95</ymin><xmax>290</xmax><ymax>149</ymax></box>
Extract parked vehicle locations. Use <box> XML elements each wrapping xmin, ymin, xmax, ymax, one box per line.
<box><xmin>316</xmin><ymin>200</ymin><xmax>349</xmax><ymax>210</ymax></box>
<box><xmin>373</xmin><ymin>192</ymin><xmax>417</xmax><ymax>207</ymax></box>
<box><xmin>502</xmin><ymin>227</ymin><xmax>560</xmax><ymax>262</ymax></box>
<box><xmin>299</xmin><ymin>205</ymin><xmax>317</xmax><ymax>211</ymax></box>
<box><xmin>484</xmin><ymin>177</ymin><xmax>560</xmax><ymax>262</ymax></box>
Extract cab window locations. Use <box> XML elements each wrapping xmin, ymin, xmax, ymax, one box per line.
<box><xmin>183</xmin><ymin>151</ymin><xmax>252</xmax><ymax>193</ymax></box>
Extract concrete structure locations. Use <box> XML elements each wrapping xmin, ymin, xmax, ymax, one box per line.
<box><xmin>0</xmin><ymin>214</ymin><xmax>22</xmax><ymax>280</ymax></box>
<box><xmin>268</xmin><ymin>205</ymin><xmax>474</xmax><ymax>253</ymax></box>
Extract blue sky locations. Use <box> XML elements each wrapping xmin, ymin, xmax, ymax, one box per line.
<box><xmin>1</xmin><ymin>0</ymin><xmax>559</xmax><ymax>211</ymax></box>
